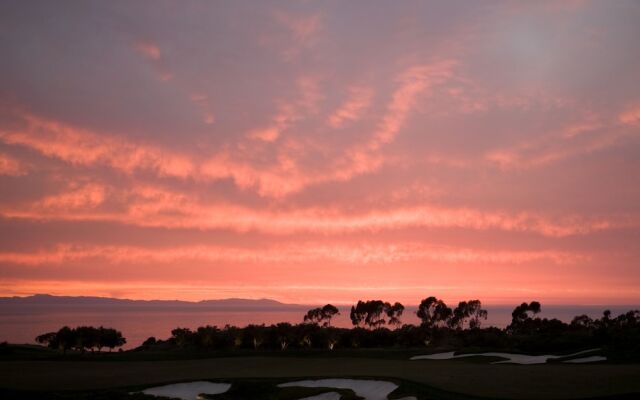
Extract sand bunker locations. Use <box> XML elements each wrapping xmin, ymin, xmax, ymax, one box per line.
<box><xmin>279</xmin><ymin>378</ymin><xmax>413</xmax><ymax>400</ymax></box>
<box><xmin>411</xmin><ymin>349</ymin><xmax>601</xmax><ymax>364</ymax></box>
<box><xmin>299</xmin><ymin>392</ymin><xmax>342</xmax><ymax>400</ymax></box>
<box><xmin>141</xmin><ymin>381</ymin><xmax>231</xmax><ymax>399</ymax></box>
<box><xmin>563</xmin><ymin>355</ymin><xmax>607</xmax><ymax>363</ymax></box>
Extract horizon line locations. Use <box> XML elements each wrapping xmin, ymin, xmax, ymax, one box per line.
<box><xmin>2</xmin><ymin>293</ymin><xmax>639</xmax><ymax>308</ymax></box>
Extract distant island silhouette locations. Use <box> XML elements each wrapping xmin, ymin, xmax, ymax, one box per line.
<box><xmin>0</xmin><ymin>294</ymin><xmax>309</xmax><ymax>310</ymax></box>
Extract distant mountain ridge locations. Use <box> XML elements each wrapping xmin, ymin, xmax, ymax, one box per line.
<box><xmin>0</xmin><ymin>294</ymin><xmax>310</xmax><ymax>310</ymax></box>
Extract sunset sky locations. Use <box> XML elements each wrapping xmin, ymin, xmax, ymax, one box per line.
<box><xmin>0</xmin><ymin>1</ymin><xmax>639</xmax><ymax>305</ymax></box>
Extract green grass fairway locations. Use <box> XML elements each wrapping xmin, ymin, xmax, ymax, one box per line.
<box><xmin>1</xmin><ymin>356</ymin><xmax>640</xmax><ymax>399</ymax></box>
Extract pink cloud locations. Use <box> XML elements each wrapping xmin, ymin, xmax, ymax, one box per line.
<box><xmin>328</xmin><ymin>86</ymin><xmax>373</xmax><ymax>128</ymax></box>
<box><xmin>275</xmin><ymin>12</ymin><xmax>323</xmax><ymax>46</ymax></box>
<box><xmin>134</xmin><ymin>41</ymin><xmax>162</xmax><ymax>61</ymax></box>
<box><xmin>332</xmin><ymin>61</ymin><xmax>457</xmax><ymax>180</ymax></box>
<box><xmin>1</xmin><ymin>1</ymin><xmax>639</xmax><ymax>307</ymax></box>
<box><xmin>0</xmin><ymin>112</ymin><xmax>196</xmax><ymax>178</ymax></box>
<box><xmin>247</xmin><ymin>104</ymin><xmax>296</xmax><ymax>142</ymax></box>
<box><xmin>373</xmin><ymin>61</ymin><xmax>456</xmax><ymax>148</ymax></box>
<box><xmin>0</xmin><ymin>242</ymin><xmax>585</xmax><ymax>266</ymax></box>
<box><xmin>190</xmin><ymin>94</ymin><xmax>216</xmax><ymax>125</ymax></box>
<box><xmin>40</xmin><ymin>183</ymin><xmax>106</xmax><ymax>209</ymax></box>
<box><xmin>1</xmin><ymin>183</ymin><xmax>633</xmax><ymax>237</ymax></box>
<box><xmin>0</xmin><ymin>64</ymin><xmax>460</xmax><ymax>199</ymax></box>
<box><xmin>0</xmin><ymin>152</ymin><xmax>27</xmax><ymax>176</ymax></box>
<box><xmin>619</xmin><ymin>105</ymin><xmax>640</xmax><ymax>126</ymax></box>
<box><xmin>248</xmin><ymin>127</ymin><xmax>281</xmax><ymax>142</ymax></box>
<box><xmin>246</xmin><ymin>77</ymin><xmax>321</xmax><ymax>144</ymax></box>
<box><xmin>485</xmin><ymin>110</ymin><xmax>634</xmax><ymax>169</ymax></box>
<box><xmin>297</xmin><ymin>76</ymin><xmax>323</xmax><ymax>113</ymax></box>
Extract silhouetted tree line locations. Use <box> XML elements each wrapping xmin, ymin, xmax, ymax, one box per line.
<box><xmin>350</xmin><ymin>300</ymin><xmax>405</xmax><ymax>328</ymax></box>
<box><xmin>35</xmin><ymin>326</ymin><xmax>126</xmax><ymax>353</ymax></box>
<box><xmin>34</xmin><ymin>298</ymin><xmax>640</xmax><ymax>360</ymax></box>
<box><xmin>143</xmin><ymin>299</ymin><xmax>640</xmax><ymax>359</ymax></box>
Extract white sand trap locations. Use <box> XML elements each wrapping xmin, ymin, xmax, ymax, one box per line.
<box><xmin>411</xmin><ymin>349</ymin><xmax>600</xmax><ymax>364</ymax></box>
<box><xmin>279</xmin><ymin>379</ymin><xmax>398</xmax><ymax>400</ymax></box>
<box><xmin>563</xmin><ymin>355</ymin><xmax>607</xmax><ymax>363</ymax></box>
<box><xmin>299</xmin><ymin>392</ymin><xmax>342</xmax><ymax>400</ymax></box>
<box><xmin>141</xmin><ymin>381</ymin><xmax>231</xmax><ymax>399</ymax></box>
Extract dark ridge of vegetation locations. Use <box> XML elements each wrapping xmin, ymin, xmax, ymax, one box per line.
<box><xmin>32</xmin><ymin>298</ymin><xmax>640</xmax><ymax>361</ymax></box>
<box><xmin>35</xmin><ymin>326</ymin><xmax>126</xmax><ymax>353</ymax></box>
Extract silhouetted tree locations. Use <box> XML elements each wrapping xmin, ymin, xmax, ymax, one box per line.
<box><xmin>171</xmin><ymin>327</ymin><xmax>195</xmax><ymax>348</ymax></box>
<box><xmin>507</xmin><ymin>301</ymin><xmax>542</xmax><ymax>334</ymax></box>
<box><xmin>275</xmin><ymin>322</ymin><xmax>294</xmax><ymax>350</ymax></box>
<box><xmin>468</xmin><ymin>300</ymin><xmax>488</xmax><ymax>329</ymax></box>
<box><xmin>326</xmin><ymin>328</ymin><xmax>339</xmax><ymax>350</ymax></box>
<box><xmin>417</xmin><ymin>297</ymin><xmax>452</xmax><ymax>328</ymax></box>
<box><xmin>296</xmin><ymin>323</ymin><xmax>315</xmax><ymax>348</ymax></box>
<box><xmin>386</xmin><ymin>302</ymin><xmax>405</xmax><ymax>327</ymax></box>
<box><xmin>571</xmin><ymin>314</ymin><xmax>595</xmax><ymax>329</ymax></box>
<box><xmin>350</xmin><ymin>300</ymin><xmax>397</xmax><ymax>329</ymax></box>
<box><xmin>35</xmin><ymin>326</ymin><xmax>125</xmax><ymax>353</ymax></box>
<box><xmin>35</xmin><ymin>332</ymin><xmax>58</xmax><ymax>348</ymax></box>
<box><xmin>75</xmin><ymin>326</ymin><xmax>99</xmax><ymax>352</ymax></box>
<box><xmin>450</xmin><ymin>300</ymin><xmax>488</xmax><ymax>329</ymax></box>
<box><xmin>196</xmin><ymin>325</ymin><xmax>219</xmax><ymax>349</ymax></box>
<box><xmin>56</xmin><ymin>326</ymin><xmax>76</xmax><ymax>353</ymax></box>
<box><xmin>142</xmin><ymin>337</ymin><xmax>157</xmax><ymax>346</ymax></box>
<box><xmin>102</xmin><ymin>328</ymin><xmax>126</xmax><ymax>351</ymax></box>
<box><xmin>243</xmin><ymin>324</ymin><xmax>265</xmax><ymax>349</ymax></box>
<box><xmin>303</xmin><ymin>304</ymin><xmax>340</xmax><ymax>327</ymax></box>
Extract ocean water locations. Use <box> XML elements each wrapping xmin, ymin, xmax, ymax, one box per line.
<box><xmin>0</xmin><ymin>305</ymin><xmax>636</xmax><ymax>349</ymax></box>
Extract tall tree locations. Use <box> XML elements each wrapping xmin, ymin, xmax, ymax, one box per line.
<box><xmin>467</xmin><ymin>300</ymin><xmax>488</xmax><ymax>329</ymax></box>
<box><xmin>507</xmin><ymin>301</ymin><xmax>542</xmax><ymax>333</ymax></box>
<box><xmin>386</xmin><ymin>302</ymin><xmax>405</xmax><ymax>327</ymax></box>
<box><xmin>450</xmin><ymin>300</ymin><xmax>488</xmax><ymax>329</ymax></box>
<box><xmin>350</xmin><ymin>300</ymin><xmax>402</xmax><ymax>329</ymax></box>
<box><xmin>35</xmin><ymin>332</ymin><xmax>58</xmax><ymax>349</ymax></box>
<box><xmin>511</xmin><ymin>301</ymin><xmax>541</xmax><ymax>324</ymax></box>
<box><xmin>417</xmin><ymin>297</ymin><xmax>452</xmax><ymax>328</ymax></box>
<box><xmin>101</xmin><ymin>328</ymin><xmax>126</xmax><ymax>351</ymax></box>
<box><xmin>275</xmin><ymin>322</ymin><xmax>294</xmax><ymax>350</ymax></box>
<box><xmin>304</xmin><ymin>304</ymin><xmax>340</xmax><ymax>327</ymax></box>
<box><xmin>320</xmin><ymin>304</ymin><xmax>340</xmax><ymax>327</ymax></box>
<box><xmin>75</xmin><ymin>326</ymin><xmax>99</xmax><ymax>352</ymax></box>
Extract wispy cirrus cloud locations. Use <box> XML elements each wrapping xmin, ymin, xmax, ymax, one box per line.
<box><xmin>1</xmin><ymin>1</ymin><xmax>640</xmax><ymax>304</ymax></box>
<box><xmin>0</xmin><ymin>62</ymin><xmax>459</xmax><ymax>198</ymax></box>
<box><xmin>485</xmin><ymin>109</ymin><xmax>637</xmax><ymax>169</ymax></box>
<box><xmin>1</xmin><ymin>182</ymin><xmax>632</xmax><ymax>237</ymax></box>
<box><xmin>274</xmin><ymin>11</ymin><xmax>323</xmax><ymax>60</ymax></box>
<box><xmin>0</xmin><ymin>242</ymin><xmax>585</xmax><ymax>266</ymax></box>
<box><xmin>247</xmin><ymin>103</ymin><xmax>297</xmax><ymax>143</ymax></box>
<box><xmin>0</xmin><ymin>112</ymin><xmax>196</xmax><ymax>178</ymax></box>
<box><xmin>333</xmin><ymin>60</ymin><xmax>457</xmax><ymax>179</ymax></box>
<box><xmin>0</xmin><ymin>152</ymin><xmax>27</xmax><ymax>176</ymax></box>
<box><xmin>619</xmin><ymin>105</ymin><xmax>640</xmax><ymax>126</ymax></box>
<box><xmin>328</xmin><ymin>86</ymin><xmax>373</xmax><ymax>128</ymax></box>
<box><xmin>372</xmin><ymin>61</ymin><xmax>456</xmax><ymax>148</ymax></box>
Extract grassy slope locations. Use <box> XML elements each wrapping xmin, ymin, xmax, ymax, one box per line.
<box><xmin>1</xmin><ymin>354</ymin><xmax>640</xmax><ymax>399</ymax></box>
<box><xmin>2</xmin><ymin>345</ymin><xmax>640</xmax><ymax>399</ymax></box>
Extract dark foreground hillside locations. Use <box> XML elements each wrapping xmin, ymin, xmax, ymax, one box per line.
<box><xmin>1</xmin><ymin>350</ymin><xmax>640</xmax><ymax>399</ymax></box>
